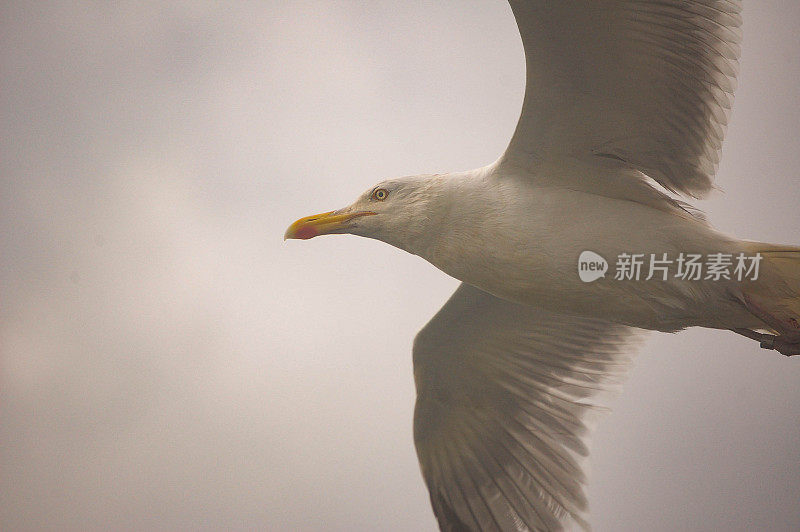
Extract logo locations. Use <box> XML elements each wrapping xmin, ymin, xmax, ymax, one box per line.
<box><xmin>578</xmin><ymin>251</ymin><xmax>608</xmax><ymax>283</ymax></box>
<box><xmin>577</xmin><ymin>250</ymin><xmax>762</xmax><ymax>282</ymax></box>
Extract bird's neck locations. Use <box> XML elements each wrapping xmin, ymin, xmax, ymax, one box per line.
<box><xmin>399</xmin><ymin>168</ymin><xmax>496</xmax><ymax>262</ymax></box>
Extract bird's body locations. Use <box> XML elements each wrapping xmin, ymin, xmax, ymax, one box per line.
<box><xmin>285</xmin><ymin>1</ymin><xmax>800</xmax><ymax>529</ymax></box>
<box><xmin>382</xmin><ymin>164</ymin><xmax>752</xmax><ymax>333</ymax></box>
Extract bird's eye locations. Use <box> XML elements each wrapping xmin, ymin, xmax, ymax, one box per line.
<box><xmin>372</xmin><ymin>188</ymin><xmax>389</xmax><ymax>201</ymax></box>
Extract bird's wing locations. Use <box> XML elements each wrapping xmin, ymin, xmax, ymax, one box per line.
<box><xmin>413</xmin><ymin>283</ymin><xmax>640</xmax><ymax>531</ymax></box>
<box><xmin>500</xmin><ymin>0</ymin><xmax>742</xmax><ymax>198</ymax></box>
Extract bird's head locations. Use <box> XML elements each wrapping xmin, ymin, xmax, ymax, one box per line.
<box><xmin>284</xmin><ymin>174</ymin><xmax>445</xmax><ymax>252</ymax></box>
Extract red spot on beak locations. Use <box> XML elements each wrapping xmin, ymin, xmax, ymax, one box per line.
<box><xmin>294</xmin><ymin>225</ymin><xmax>318</xmax><ymax>240</ymax></box>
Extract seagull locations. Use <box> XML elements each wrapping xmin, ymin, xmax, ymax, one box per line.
<box><xmin>285</xmin><ymin>1</ymin><xmax>800</xmax><ymax>530</ymax></box>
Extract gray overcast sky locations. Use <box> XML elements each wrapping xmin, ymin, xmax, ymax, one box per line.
<box><xmin>2</xmin><ymin>1</ymin><xmax>800</xmax><ymax>530</ymax></box>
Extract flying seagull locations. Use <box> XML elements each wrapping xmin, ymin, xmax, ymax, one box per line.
<box><xmin>285</xmin><ymin>1</ymin><xmax>800</xmax><ymax>530</ymax></box>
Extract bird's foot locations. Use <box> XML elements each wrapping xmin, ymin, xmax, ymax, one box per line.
<box><xmin>734</xmin><ymin>295</ymin><xmax>800</xmax><ymax>356</ymax></box>
<box><xmin>732</xmin><ymin>328</ymin><xmax>800</xmax><ymax>357</ymax></box>
<box><xmin>757</xmin><ymin>331</ymin><xmax>800</xmax><ymax>357</ymax></box>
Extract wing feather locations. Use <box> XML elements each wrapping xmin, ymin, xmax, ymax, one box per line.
<box><xmin>413</xmin><ymin>284</ymin><xmax>641</xmax><ymax>530</ymax></box>
<box><xmin>500</xmin><ymin>0</ymin><xmax>742</xmax><ymax>198</ymax></box>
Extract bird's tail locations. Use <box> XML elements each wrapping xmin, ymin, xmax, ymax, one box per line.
<box><xmin>739</xmin><ymin>242</ymin><xmax>800</xmax><ymax>333</ymax></box>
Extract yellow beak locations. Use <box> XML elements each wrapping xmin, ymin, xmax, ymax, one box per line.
<box><xmin>284</xmin><ymin>210</ymin><xmax>376</xmax><ymax>240</ymax></box>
